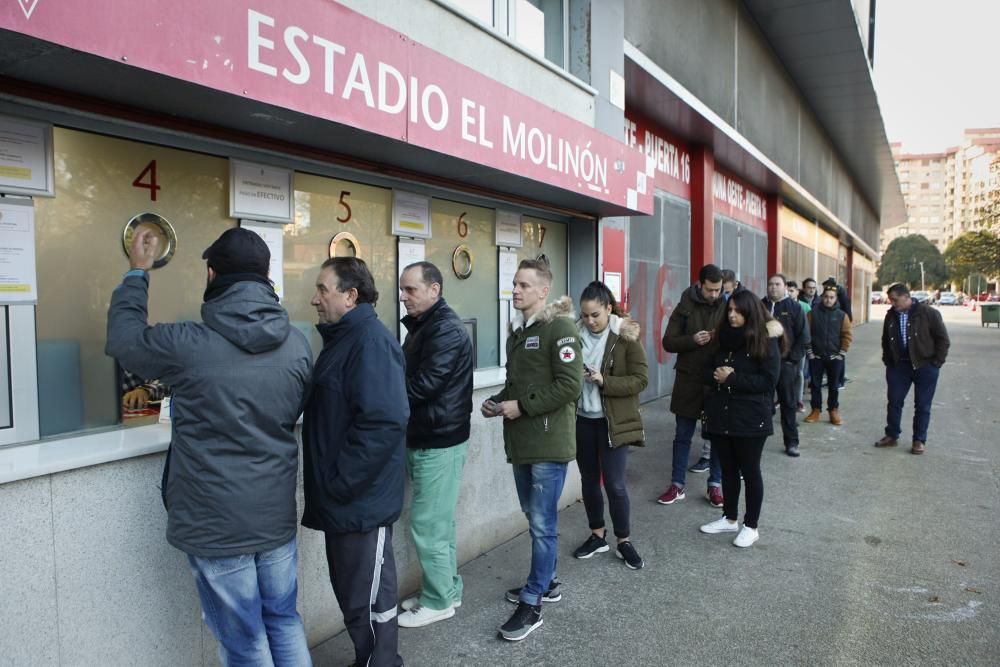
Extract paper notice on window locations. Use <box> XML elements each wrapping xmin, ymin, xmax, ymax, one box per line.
<box><xmin>397</xmin><ymin>238</ymin><xmax>426</xmax><ymax>342</ymax></box>
<box><xmin>0</xmin><ymin>199</ymin><xmax>37</xmax><ymax>303</ymax></box>
<box><xmin>240</xmin><ymin>220</ymin><xmax>285</xmax><ymax>300</ymax></box>
<box><xmin>499</xmin><ymin>249</ymin><xmax>518</xmax><ymax>300</ymax></box>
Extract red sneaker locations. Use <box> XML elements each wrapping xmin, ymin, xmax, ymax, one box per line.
<box><xmin>707</xmin><ymin>487</ymin><xmax>724</xmax><ymax>508</ymax></box>
<box><xmin>656</xmin><ymin>484</ymin><xmax>685</xmax><ymax>505</ymax></box>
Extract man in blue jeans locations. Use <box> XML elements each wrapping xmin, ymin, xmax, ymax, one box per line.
<box><xmin>875</xmin><ymin>283</ymin><xmax>950</xmax><ymax>454</ymax></box>
<box><xmin>659</xmin><ymin>264</ymin><xmax>727</xmax><ymax>507</ymax></box>
<box><xmin>106</xmin><ymin>227</ymin><xmax>313</xmax><ymax>666</ymax></box>
<box><xmin>483</xmin><ymin>258</ymin><xmax>582</xmax><ymax>641</ymax></box>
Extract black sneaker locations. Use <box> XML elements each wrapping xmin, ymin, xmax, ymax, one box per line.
<box><xmin>572</xmin><ymin>532</ymin><xmax>609</xmax><ymax>559</ymax></box>
<box><xmin>616</xmin><ymin>541</ymin><xmax>644</xmax><ymax>570</ymax></box>
<box><xmin>499</xmin><ymin>602</ymin><xmax>543</xmax><ymax>641</ymax></box>
<box><xmin>688</xmin><ymin>456</ymin><xmax>711</xmax><ymax>473</ymax></box>
<box><xmin>505</xmin><ymin>578</ymin><xmax>562</xmax><ymax>604</ymax></box>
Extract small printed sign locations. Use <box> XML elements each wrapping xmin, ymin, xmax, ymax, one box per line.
<box><xmin>229</xmin><ymin>159</ymin><xmax>294</xmax><ymax>223</ymax></box>
<box><xmin>496</xmin><ymin>210</ymin><xmax>523</xmax><ymax>247</ymax></box>
<box><xmin>392</xmin><ymin>190</ymin><xmax>432</xmax><ymax>239</ymax></box>
<box><xmin>0</xmin><ymin>116</ymin><xmax>54</xmax><ymax>197</ymax></box>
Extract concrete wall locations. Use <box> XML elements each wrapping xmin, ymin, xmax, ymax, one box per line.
<box><xmin>624</xmin><ymin>0</ymin><xmax>881</xmax><ymax>249</ymax></box>
<box><xmin>0</xmin><ymin>386</ymin><xmax>582</xmax><ymax>665</ymax></box>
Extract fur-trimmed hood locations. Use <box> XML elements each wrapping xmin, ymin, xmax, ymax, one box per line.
<box><xmin>766</xmin><ymin>319</ymin><xmax>785</xmax><ymax>338</ymax></box>
<box><xmin>510</xmin><ymin>295</ymin><xmax>576</xmax><ymax>333</ymax></box>
<box><xmin>575</xmin><ymin>313</ymin><xmax>641</xmax><ymax>342</ymax></box>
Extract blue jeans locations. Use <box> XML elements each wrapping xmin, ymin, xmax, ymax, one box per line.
<box><xmin>886</xmin><ymin>360</ymin><xmax>940</xmax><ymax>443</ymax></box>
<box><xmin>188</xmin><ymin>537</ymin><xmax>311</xmax><ymax>667</ymax></box>
<box><xmin>672</xmin><ymin>415</ymin><xmax>721</xmax><ymax>487</ymax></box>
<box><xmin>512</xmin><ymin>462</ymin><xmax>568</xmax><ymax>605</ymax></box>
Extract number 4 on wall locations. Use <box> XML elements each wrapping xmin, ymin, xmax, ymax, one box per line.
<box><xmin>132</xmin><ymin>160</ymin><xmax>161</xmax><ymax>201</ymax></box>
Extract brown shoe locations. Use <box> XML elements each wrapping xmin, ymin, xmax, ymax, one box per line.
<box><xmin>804</xmin><ymin>408</ymin><xmax>822</xmax><ymax>423</ymax></box>
<box><xmin>911</xmin><ymin>440</ymin><xmax>925</xmax><ymax>455</ymax></box>
<box><xmin>874</xmin><ymin>435</ymin><xmax>898</xmax><ymax>448</ymax></box>
<box><xmin>829</xmin><ymin>409</ymin><xmax>843</xmax><ymax>425</ymax></box>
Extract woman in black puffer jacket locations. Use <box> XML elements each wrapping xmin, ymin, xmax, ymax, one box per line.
<box><xmin>698</xmin><ymin>289</ymin><xmax>785</xmax><ymax>548</ymax></box>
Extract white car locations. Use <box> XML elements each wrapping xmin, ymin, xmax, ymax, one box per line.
<box><xmin>911</xmin><ymin>291</ymin><xmax>930</xmax><ymax>303</ymax></box>
<box><xmin>938</xmin><ymin>292</ymin><xmax>958</xmax><ymax>305</ymax></box>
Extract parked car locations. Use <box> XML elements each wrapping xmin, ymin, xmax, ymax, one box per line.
<box><xmin>871</xmin><ymin>291</ymin><xmax>883</xmax><ymax>304</ymax></box>
<box><xmin>938</xmin><ymin>292</ymin><xmax>958</xmax><ymax>305</ymax></box>
<box><xmin>911</xmin><ymin>290</ymin><xmax>930</xmax><ymax>303</ymax></box>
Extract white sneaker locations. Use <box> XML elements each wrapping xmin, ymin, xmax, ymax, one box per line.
<box><xmin>733</xmin><ymin>526</ymin><xmax>759</xmax><ymax>548</ymax></box>
<box><xmin>400</xmin><ymin>596</ymin><xmax>461</xmax><ymax>611</ymax></box>
<box><xmin>397</xmin><ymin>603</ymin><xmax>456</xmax><ymax>628</ymax></box>
<box><xmin>700</xmin><ymin>516</ymin><xmax>739</xmax><ymax>534</ymax></box>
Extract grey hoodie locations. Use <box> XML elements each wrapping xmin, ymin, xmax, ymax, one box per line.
<box><xmin>106</xmin><ymin>274</ymin><xmax>312</xmax><ymax>557</ymax></box>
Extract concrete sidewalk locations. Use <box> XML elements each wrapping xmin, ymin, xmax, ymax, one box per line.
<box><xmin>312</xmin><ymin>305</ymin><xmax>999</xmax><ymax>666</ymax></box>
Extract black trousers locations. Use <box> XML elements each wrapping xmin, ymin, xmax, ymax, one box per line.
<box><xmin>712</xmin><ymin>435</ymin><xmax>767</xmax><ymax>529</ymax></box>
<box><xmin>776</xmin><ymin>360</ymin><xmax>800</xmax><ymax>447</ymax></box>
<box><xmin>324</xmin><ymin>527</ymin><xmax>403</xmax><ymax>667</ymax></box>
<box><xmin>575</xmin><ymin>416</ymin><xmax>631</xmax><ymax>538</ymax></box>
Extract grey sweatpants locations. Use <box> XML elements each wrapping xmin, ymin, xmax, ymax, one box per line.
<box><xmin>324</xmin><ymin>526</ymin><xmax>403</xmax><ymax>667</ymax></box>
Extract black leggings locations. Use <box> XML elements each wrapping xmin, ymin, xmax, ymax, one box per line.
<box><xmin>711</xmin><ymin>435</ymin><xmax>767</xmax><ymax>529</ymax></box>
<box><xmin>575</xmin><ymin>416</ymin><xmax>631</xmax><ymax>538</ymax></box>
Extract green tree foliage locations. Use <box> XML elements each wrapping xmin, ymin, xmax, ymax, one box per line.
<box><xmin>876</xmin><ymin>234</ymin><xmax>948</xmax><ymax>289</ymax></box>
<box><xmin>944</xmin><ymin>231</ymin><xmax>1000</xmax><ymax>283</ymax></box>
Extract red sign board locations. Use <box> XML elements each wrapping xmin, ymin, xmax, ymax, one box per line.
<box><xmin>624</xmin><ymin>112</ymin><xmax>692</xmax><ymax>200</ymax></box>
<box><xmin>1</xmin><ymin>0</ymin><xmax>653</xmax><ymax>215</ymax></box>
<box><xmin>712</xmin><ymin>168</ymin><xmax>767</xmax><ymax>231</ymax></box>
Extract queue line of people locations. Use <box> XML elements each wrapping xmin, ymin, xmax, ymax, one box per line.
<box><xmin>105</xmin><ymin>227</ymin><xmax>949</xmax><ymax>665</ymax></box>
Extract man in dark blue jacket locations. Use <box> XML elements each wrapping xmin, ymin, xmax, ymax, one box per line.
<box><xmin>107</xmin><ymin>227</ymin><xmax>313</xmax><ymax>666</ymax></box>
<box><xmin>302</xmin><ymin>257</ymin><xmax>408</xmax><ymax>667</ymax></box>
<box><xmin>763</xmin><ymin>274</ymin><xmax>810</xmax><ymax>457</ymax></box>
<box><xmin>396</xmin><ymin>262</ymin><xmax>474</xmax><ymax>629</ymax></box>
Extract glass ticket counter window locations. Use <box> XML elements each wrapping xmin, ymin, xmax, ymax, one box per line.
<box><xmin>27</xmin><ymin>126</ymin><xmax>569</xmax><ymax>442</ymax></box>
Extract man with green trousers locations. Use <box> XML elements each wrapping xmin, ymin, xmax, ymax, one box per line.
<box><xmin>483</xmin><ymin>258</ymin><xmax>583</xmax><ymax>641</ymax></box>
<box><xmin>396</xmin><ymin>262</ymin><xmax>474</xmax><ymax>629</ymax></box>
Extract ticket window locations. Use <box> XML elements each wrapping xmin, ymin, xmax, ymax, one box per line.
<box><xmin>32</xmin><ymin>128</ymin><xmax>235</xmax><ymax>437</ymax></box>
<box><xmin>425</xmin><ymin>200</ymin><xmax>499</xmax><ymax>369</ymax></box>
<box><xmin>517</xmin><ymin>216</ymin><xmax>567</xmax><ymax>299</ymax></box>
<box><xmin>286</xmin><ymin>173</ymin><xmax>395</xmax><ymax>355</ymax></box>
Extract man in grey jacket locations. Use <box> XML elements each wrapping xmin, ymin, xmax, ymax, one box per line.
<box><xmin>106</xmin><ymin>227</ymin><xmax>313</xmax><ymax>666</ymax></box>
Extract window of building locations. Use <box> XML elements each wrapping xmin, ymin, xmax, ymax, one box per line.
<box><xmin>443</xmin><ymin>0</ymin><xmax>567</xmax><ymax>68</ymax></box>
<box><xmin>448</xmin><ymin>0</ymin><xmax>495</xmax><ymax>26</ymax></box>
<box><xmin>511</xmin><ymin>0</ymin><xmax>565</xmax><ymax>66</ymax></box>
<box><xmin>26</xmin><ymin>125</ymin><xmax>570</xmax><ymax>443</ymax></box>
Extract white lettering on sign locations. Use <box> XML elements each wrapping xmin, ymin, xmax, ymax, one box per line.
<box><xmin>503</xmin><ymin>118</ymin><xmax>607</xmax><ymax>189</ymax></box>
<box><xmin>712</xmin><ymin>173</ymin><xmax>766</xmax><ymax>220</ymax></box>
<box><xmin>246</xmin><ymin>9</ymin><xmax>611</xmax><ymax>193</ymax></box>
<box><xmin>623</xmin><ymin>118</ymin><xmax>690</xmax><ymax>184</ymax></box>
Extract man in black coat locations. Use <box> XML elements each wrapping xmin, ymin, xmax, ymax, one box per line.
<box><xmin>302</xmin><ymin>257</ymin><xmax>408</xmax><ymax>667</ymax></box>
<box><xmin>763</xmin><ymin>274</ymin><xmax>810</xmax><ymax>457</ymax></box>
<box><xmin>396</xmin><ymin>262</ymin><xmax>474</xmax><ymax>629</ymax></box>
<box><xmin>875</xmin><ymin>283</ymin><xmax>950</xmax><ymax>454</ymax></box>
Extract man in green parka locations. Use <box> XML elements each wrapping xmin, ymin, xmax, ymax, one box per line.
<box><xmin>483</xmin><ymin>258</ymin><xmax>582</xmax><ymax>642</ymax></box>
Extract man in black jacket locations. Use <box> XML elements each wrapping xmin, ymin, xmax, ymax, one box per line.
<box><xmin>875</xmin><ymin>283</ymin><xmax>950</xmax><ymax>454</ymax></box>
<box><xmin>302</xmin><ymin>257</ymin><xmax>408</xmax><ymax>667</ymax></box>
<box><xmin>763</xmin><ymin>274</ymin><xmax>810</xmax><ymax>457</ymax></box>
<box><xmin>396</xmin><ymin>262</ymin><xmax>474</xmax><ymax>629</ymax></box>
